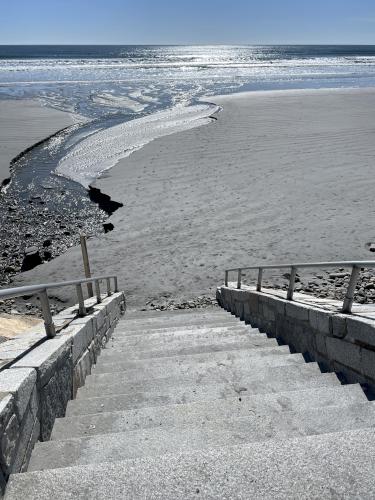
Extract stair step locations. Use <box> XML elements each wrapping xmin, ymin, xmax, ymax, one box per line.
<box><xmin>78</xmin><ymin>353</ymin><xmax>306</xmax><ymax>398</ymax></box>
<box><xmin>116</xmin><ymin>316</ymin><xmax>241</xmax><ymax>333</ymax></box>
<box><xmin>124</xmin><ymin>307</ymin><xmax>224</xmax><ymax>320</ymax></box>
<box><xmin>121</xmin><ymin>308</ymin><xmax>233</xmax><ymax>319</ymax></box>
<box><xmin>112</xmin><ymin>324</ymin><xmax>262</xmax><ymax>343</ymax></box>
<box><xmin>51</xmin><ymin>384</ymin><xmax>366</xmax><ymax>440</ymax></box>
<box><xmin>109</xmin><ymin>332</ymin><xmax>265</xmax><ymax>353</ymax></box>
<box><xmin>120</xmin><ymin>315</ymin><xmax>240</xmax><ymax>326</ymax></box>
<box><xmin>98</xmin><ymin>336</ymin><xmax>279</xmax><ymax>361</ymax></box>
<box><xmin>92</xmin><ymin>344</ymin><xmax>291</xmax><ymax>375</ymax></box>
<box><xmin>7</xmin><ymin>429</ymin><xmax>375</xmax><ymax>499</ymax></box>
<box><xmin>66</xmin><ymin>367</ymin><xmax>339</xmax><ymax>416</ymax></box>
<box><xmin>29</xmin><ymin>402</ymin><xmax>375</xmax><ymax>471</ymax></box>
<box><xmin>103</xmin><ymin>339</ymin><xmax>272</xmax><ymax>359</ymax></box>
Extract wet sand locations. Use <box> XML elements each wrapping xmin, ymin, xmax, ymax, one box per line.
<box><xmin>13</xmin><ymin>88</ymin><xmax>375</xmax><ymax>308</ymax></box>
<box><xmin>0</xmin><ymin>99</ymin><xmax>77</xmax><ymax>184</ymax></box>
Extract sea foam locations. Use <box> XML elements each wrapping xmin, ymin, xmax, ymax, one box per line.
<box><xmin>56</xmin><ymin>103</ymin><xmax>219</xmax><ymax>187</ymax></box>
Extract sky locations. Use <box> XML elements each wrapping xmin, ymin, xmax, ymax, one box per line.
<box><xmin>0</xmin><ymin>0</ymin><xmax>375</xmax><ymax>45</ymax></box>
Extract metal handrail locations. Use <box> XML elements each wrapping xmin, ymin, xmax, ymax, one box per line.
<box><xmin>0</xmin><ymin>275</ymin><xmax>119</xmax><ymax>338</ymax></box>
<box><xmin>224</xmin><ymin>261</ymin><xmax>375</xmax><ymax>314</ymax></box>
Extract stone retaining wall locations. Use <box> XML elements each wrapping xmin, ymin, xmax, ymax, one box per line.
<box><xmin>217</xmin><ymin>286</ymin><xmax>375</xmax><ymax>393</ymax></box>
<box><xmin>0</xmin><ymin>292</ymin><xmax>125</xmax><ymax>491</ymax></box>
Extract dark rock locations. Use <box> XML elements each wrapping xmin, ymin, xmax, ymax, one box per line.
<box><xmin>103</xmin><ymin>223</ymin><xmax>114</xmax><ymax>233</ymax></box>
<box><xmin>43</xmin><ymin>251</ymin><xmax>52</xmax><ymax>261</ymax></box>
<box><xmin>329</xmin><ymin>272</ymin><xmax>349</xmax><ymax>279</ymax></box>
<box><xmin>88</xmin><ymin>186</ymin><xmax>123</xmax><ymax>216</ymax></box>
<box><xmin>21</xmin><ymin>247</ymin><xmax>42</xmax><ymax>272</ymax></box>
<box><xmin>43</xmin><ymin>239</ymin><xmax>52</xmax><ymax>247</ymax></box>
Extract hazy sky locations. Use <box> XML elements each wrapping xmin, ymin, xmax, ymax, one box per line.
<box><xmin>1</xmin><ymin>0</ymin><xmax>375</xmax><ymax>45</ymax></box>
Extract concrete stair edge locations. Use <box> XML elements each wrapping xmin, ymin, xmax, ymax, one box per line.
<box><xmin>90</xmin><ymin>345</ymin><xmax>292</xmax><ymax>375</ymax></box>
<box><xmin>76</xmin><ymin>353</ymin><xmax>310</xmax><ymax>397</ymax></box>
<box><xmin>51</xmin><ymin>384</ymin><xmax>367</xmax><ymax>440</ymax></box>
<box><xmin>7</xmin><ymin>429</ymin><xmax>375</xmax><ymax>499</ymax></box>
<box><xmin>29</xmin><ymin>402</ymin><xmax>375</xmax><ymax>471</ymax></box>
<box><xmin>73</xmin><ymin>360</ymin><xmax>326</xmax><ymax>401</ymax></box>
<box><xmin>64</xmin><ymin>372</ymin><xmax>341</xmax><ymax>417</ymax></box>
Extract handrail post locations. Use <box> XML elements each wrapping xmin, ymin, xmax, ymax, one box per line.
<box><xmin>38</xmin><ymin>289</ymin><xmax>56</xmax><ymax>338</ymax></box>
<box><xmin>237</xmin><ymin>269</ymin><xmax>242</xmax><ymax>290</ymax></box>
<box><xmin>75</xmin><ymin>284</ymin><xmax>86</xmax><ymax>317</ymax></box>
<box><xmin>342</xmin><ymin>265</ymin><xmax>360</xmax><ymax>314</ymax></box>
<box><xmin>106</xmin><ymin>278</ymin><xmax>112</xmax><ymax>296</ymax></box>
<box><xmin>287</xmin><ymin>266</ymin><xmax>297</xmax><ymax>301</ymax></box>
<box><xmin>114</xmin><ymin>277</ymin><xmax>119</xmax><ymax>293</ymax></box>
<box><xmin>256</xmin><ymin>268</ymin><xmax>263</xmax><ymax>292</ymax></box>
<box><xmin>225</xmin><ymin>270</ymin><xmax>229</xmax><ymax>287</ymax></box>
<box><xmin>80</xmin><ymin>234</ymin><xmax>93</xmax><ymax>298</ymax></box>
<box><xmin>95</xmin><ymin>280</ymin><xmax>102</xmax><ymax>304</ymax></box>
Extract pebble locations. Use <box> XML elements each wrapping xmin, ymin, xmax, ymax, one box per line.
<box><xmin>329</xmin><ymin>272</ymin><xmax>350</xmax><ymax>279</ymax></box>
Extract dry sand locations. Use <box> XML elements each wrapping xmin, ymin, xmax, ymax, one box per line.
<box><xmin>13</xmin><ymin>88</ymin><xmax>375</xmax><ymax>308</ymax></box>
<box><xmin>0</xmin><ymin>314</ymin><xmax>42</xmax><ymax>340</ymax></box>
<box><xmin>0</xmin><ymin>99</ymin><xmax>77</xmax><ymax>184</ymax></box>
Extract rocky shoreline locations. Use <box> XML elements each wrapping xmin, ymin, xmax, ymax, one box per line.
<box><xmin>0</xmin><ymin>181</ymin><xmax>124</xmax><ymax>316</ymax></box>
<box><xmin>0</xmin><ymin>138</ymin><xmax>123</xmax><ymax>317</ymax></box>
<box><xmin>266</xmin><ymin>268</ymin><xmax>375</xmax><ymax>305</ymax></box>
<box><xmin>140</xmin><ymin>268</ymin><xmax>375</xmax><ymax>313</ymax></box>
<box><xmin>0</xmin><ymin>192</ymin><xmax>107</xmax><ymax>317</ymax></box>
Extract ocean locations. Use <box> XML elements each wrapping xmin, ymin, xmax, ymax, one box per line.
<box><xmin>1</xmin><ymin>45</ymin><xmax>375</xmax><ymax>117</ymax></box>
<box><xmin>1</xmin><ymin>44</ymin><xmax>375</xmax><ymax>185</ymax></box>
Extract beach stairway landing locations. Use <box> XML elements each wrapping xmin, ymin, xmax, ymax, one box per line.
<box><xmin>5</xmin><ymin>307</ymin><xmax>375</xmax><ymax>498</ymax></box>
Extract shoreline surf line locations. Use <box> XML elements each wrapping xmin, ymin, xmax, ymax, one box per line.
<box><xmin>56</xmin><ymin>102</ymin><xmax>221</xmax><ymax>188</ymax></box>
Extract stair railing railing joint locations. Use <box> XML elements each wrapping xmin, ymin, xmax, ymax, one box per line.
<box><xmin>224</xmin><ymin>260</ymin><xmax>375</xmax><ymax>314</ymax></box>
<box><xmin>0</xmin><ymin>274</ymin><xmax>119</xmax><ymax>338</ymax></box>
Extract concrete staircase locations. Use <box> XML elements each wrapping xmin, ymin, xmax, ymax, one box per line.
<box><xmin>5</xmin><ymin>307</ymin><xmax>375</xmax><ymax>498</ymax></box>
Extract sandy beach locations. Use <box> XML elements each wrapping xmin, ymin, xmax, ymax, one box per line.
<box><xmin>12</xmin><ymin>88</ymin><xmax>375</xmax><ymax>308</ymax></box>
<box><xmin>0</xmin><ymin>99</ymin><xmax>77</xmax><ymax>184</ymax></box>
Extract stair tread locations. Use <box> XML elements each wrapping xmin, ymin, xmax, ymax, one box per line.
<box><xmin>75</xmin><ymin>359</ymin><xmax>320</xmax><ymax>399</ymax></box>
<box><xmin>51</xmin><ymin>384</ymin><xmax>366</xmax><ymax>440</ymax></box>
<box><xmin>92</xmin><ymin>341</ymin><xmax>290</xmax><ymax>374</ymax></box>
<box><xmin>77</xmin><ymin>353</ymin><xmax>307</xmax><ymax>398</ymax></box>
<box><xmin>117</xmin><ymin>317</ymin><xmax>242</xmax><ymax>333</ymax></box>
<box><xmin>98</xmin><ymin>337</ymin><xmax>280</xmax><ymax>361</ymax></box>
<box><xmin>65</xmin><ymin>369</ymin><xmax>340</xmax><ymax>417</ymax></box>
<box><xmin>91</xmin><ymin>345</ymin><xmax>291</xmax><ymax>375</ymax></box>
<box><xmin>29</xmin><ymin>402</ymin><xmax>375</xmax><ymax>471</ymax></box>
<box><xmin>7</xmin><ymin>429</ymin><xmax>375</xmax><ymax>499</ymax></box>
<box><xmin>109</xmin><ymin>333</ymin><xmax>267</xmax><ymax>351</ymax></box>
<box><xmin>100</xmin><ymin>336</ymin><xmax>279</xmax><ymax>359</ymax></box>
<box><xmin>119</xmin><ymin>309</ymin><xmax>230</xmax><ymax>323</ymax></box>
<box><xmin>111</xmin><ymin>325</ymin><xmax>262</xmax><ymax>342</ymax></box>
